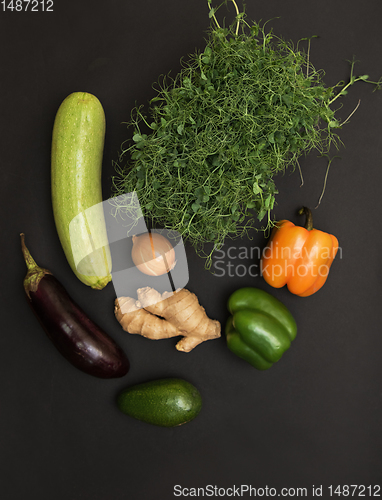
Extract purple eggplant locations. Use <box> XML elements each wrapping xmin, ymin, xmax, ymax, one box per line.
<box><xmin>21</xmin><ymin>234</ymin><xmax>129</xmax><ymax>378</ymax></box>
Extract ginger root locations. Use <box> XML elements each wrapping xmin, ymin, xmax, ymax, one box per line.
<box><xmin>114</xmin><ymin>287</ymin><xmax>221</xmax><ymax>352</ymax></box>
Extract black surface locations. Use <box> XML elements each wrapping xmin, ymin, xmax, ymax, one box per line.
<box><xmin>1</xmin><ymin>1</ymin><xmax>382</xmax><ymax>499</ymax></box>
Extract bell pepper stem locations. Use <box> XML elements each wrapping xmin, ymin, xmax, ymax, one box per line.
<box><xmin>298</xmin><ymin>207</ymin><xmax>313</xmax><ymax>231</ymax></box>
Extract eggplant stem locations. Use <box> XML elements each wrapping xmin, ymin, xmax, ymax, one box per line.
<box><xmin>20</xmin><ymin>233</ymin><xmax>39</xmax><ymax>271</ymax></box>
<box><xmin>20</xmin><ymin>233</ymin><xmax>51</xmax><ymax>298</ymax></box>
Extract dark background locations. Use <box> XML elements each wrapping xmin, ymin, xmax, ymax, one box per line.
<box><xmin>1</xmin><ymin>0</ymin><xmax>381</xmax><ymax>499</ymax></box>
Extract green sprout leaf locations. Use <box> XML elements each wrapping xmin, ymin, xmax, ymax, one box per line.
<box><xmin>113</xmin><ymin>1</ymin><xmax>379</xmax><ymax>265</ymax></box>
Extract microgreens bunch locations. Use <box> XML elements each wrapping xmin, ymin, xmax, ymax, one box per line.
<box><xmin>113</xmin><ymin>0</ymin><xmax>380</xmax><ymax>263</ymax></box>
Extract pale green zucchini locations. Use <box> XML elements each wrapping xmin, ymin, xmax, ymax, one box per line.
<box><xmin>51</xmin><ymin>92</ymin><xmax>112</xmax><ymax>290</ymax></box>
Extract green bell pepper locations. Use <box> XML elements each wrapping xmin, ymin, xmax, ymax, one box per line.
<box><xmin>225</xmin><ymin>287</ymin><xmax>297</xmax><ymax>370</ymax></box>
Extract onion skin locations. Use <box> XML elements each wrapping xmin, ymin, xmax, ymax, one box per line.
<box><xmin>131</xmin><ymin>233</ymin><xmax>176</xmax><ymax>277</ymax></box>
<box><xmin>21</xmin><ymin>234</ymin><xmax>129</xmax><ymax>379</ymax></box>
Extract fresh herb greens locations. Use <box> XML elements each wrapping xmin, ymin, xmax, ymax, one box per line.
<box><xmin>113</xmin><ymin>0</ymin><xmax>380</xmax><ymax>263</ymax></box>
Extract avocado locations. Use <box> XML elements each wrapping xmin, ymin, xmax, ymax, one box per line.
<box><xmin>117</xmin><ymin>378</ymin><xmax>202</xmax><ymax>427</ymax></box>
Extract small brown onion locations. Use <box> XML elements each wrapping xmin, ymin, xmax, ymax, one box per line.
<box><xmin>131</xmin><ymin>232</ymin><xmax>176</xmax><ymax>276</ymax></box>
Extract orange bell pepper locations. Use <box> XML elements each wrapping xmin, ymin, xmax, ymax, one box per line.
<box><xmin>260</xmin><ymin>207</ymin><xmax>339</xmax><ymax>297</ymax></box>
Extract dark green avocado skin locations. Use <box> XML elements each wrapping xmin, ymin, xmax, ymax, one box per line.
<box><xmin>117</xmin><ymin>378</ymin><xmax>202</xmax><ymax>427</ymax></box>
